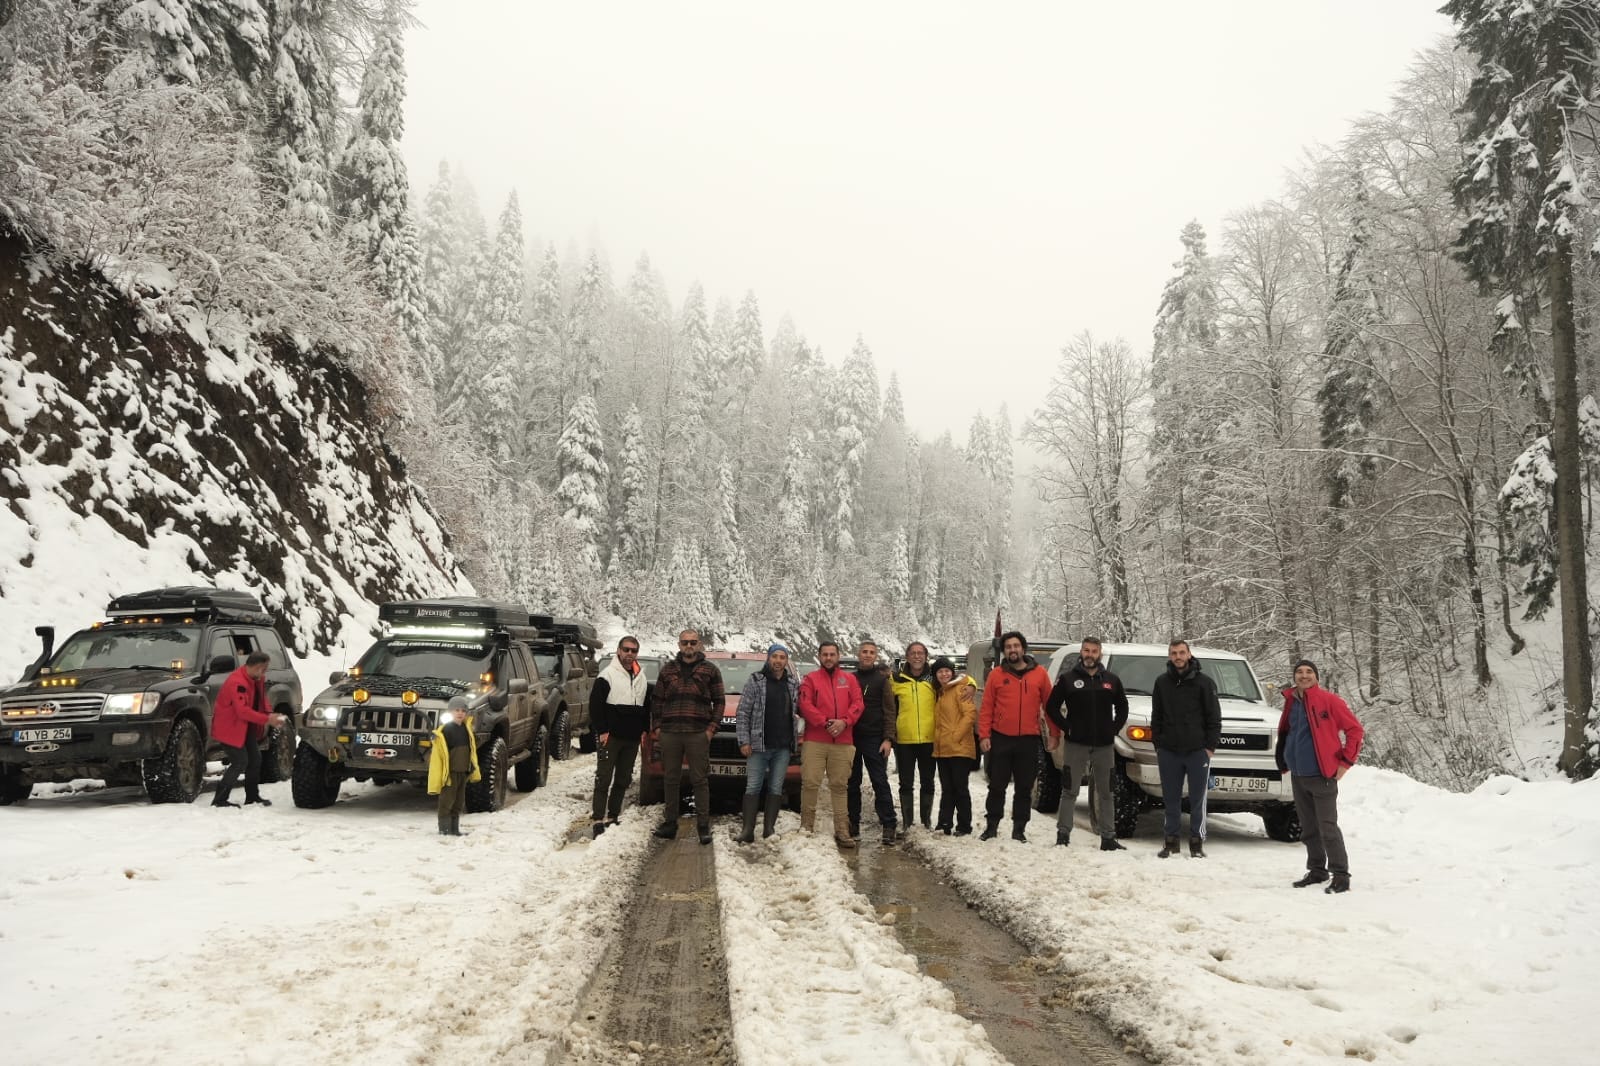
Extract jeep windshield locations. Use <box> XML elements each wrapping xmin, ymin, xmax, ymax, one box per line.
<box><xmin>357</xmin><ymin>639</ymin><xmax>492</xmax><ymax>688</ymax></box>
<box><xmin>709</xmin><ymin>658</ymin><xmax>768</xmax><ymax>697</ymax></box>
<box><xmin>1105</xmin><ymin>653</ymin><xmax>1262</xmax><ymax>701</ymax></box>
<box><xmin>50</xmin><ymin>627</ymin><xmax>201</xmax><ymax>672</ymax></box>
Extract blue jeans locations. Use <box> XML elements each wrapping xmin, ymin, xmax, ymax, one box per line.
<box><xmin>745</xmin><ymin>749</ymin><xmax>791</xmax><ymax>796</ymax></box>
<box><xmin>1157</xmin><ymin>747</ymin><xmax>1210</xmax><ymax>840</ymax></box>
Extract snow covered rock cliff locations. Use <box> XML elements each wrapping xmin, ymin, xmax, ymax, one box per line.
<box><xmin>0</xmin><ymin>227</ymin><xmax>466</xmax><ymax>677</ymax></box>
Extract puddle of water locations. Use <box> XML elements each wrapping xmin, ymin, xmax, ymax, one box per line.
<box><xmin>849</xmin><ymin>843</ymin><xmax>1143</xmax><ymax>1066</ymax></box>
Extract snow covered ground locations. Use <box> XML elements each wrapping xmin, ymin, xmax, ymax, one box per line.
<box><xmin>4</xmin><ymin>748</ymin><xmax>1596</xmax><ymax>1065</ymax></box>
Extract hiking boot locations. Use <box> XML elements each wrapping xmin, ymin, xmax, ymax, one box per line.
<box><xmin>762</xmin><ymin>794</ymin><xmax>782</xmax><ymax>839</ymax></box>
<box><xmin>652</xmin><ymin>821</ymin><xmax>678</xmax><ymax>840</ymax></box>
<box><xmin>1011</xmin><ymin>826</ymin><xmax>1028</xmax><ymax>843</ymax></box>
<box><xmin>882</xmin><ymin>825</ymin><xmax>897</xmax><ymax>846</ymax></box>
<box><xmin>592</xmin><ymin>822</ymin><xmax>606</xmax><ymax>839</ymax></box>
<box><xmin>979</xmin><ymin>822</ymin><xmax>999</xmax><ymax>841</ymax></box>
<box><xmin>849</xmin><ymin>820</ymin><xmax>861</xmax><ymax>839</ymax></box>
<box><xmin>1189</xmin><ymin>836</ymin><xmax>1205</xmax><ymax>858</ymax></box>
<box><xmin>1055</xmin><ymin>829</ymin><xmax>1070</xmax><ymax>847</ymax></box>
<box><xmin>835</xmin><ymin>834</ymin><xmax>858</xmax><ymax>849</ymax></box>
<box><xmin>953</xmin><ymin>825</ymin><xmax>972</xmax><ymax>836</ymax></box>
<box><xmin>1293</xmin><ymin>870</ymin><xmax>1329</xmax><ymax>888</ymax></box>
<box><xmin>1100</xmin><ymin>836</ymin><xmax>1126</xmax><ymax>851</ymax></box>
<box><xmin>737</xmin><ymin>795</ymin><xmax>758</xmax><ymax>845</ymax></box>
<box><xmin>1325</xmin><ymin>873</ymin><xmax>1351</xmax><ymax>894</ymax></box>
<box><xmin>698</xmin><ymin>825</ymin><xmax>713</xmax><ymax>846</ymax></box>
<box><xmin>1158</xmin><ymin>836</ymin><xmax>1180</xmax><ymax>858</ymax></box>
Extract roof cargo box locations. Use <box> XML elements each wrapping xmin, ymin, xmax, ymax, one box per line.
<box><xmin>544</xmin><ymin>617</ymin><xmax>601</xmax><ymax>649</ymax></box>
<box><xmin>379</xmin><ymin>598</ymin><xmax>533</xmax><ymax>629</ymax></box>
<box><xmin>106</xmin><ymin>586</ymin><xmax>271</xmax><ymax>622</ymax></box>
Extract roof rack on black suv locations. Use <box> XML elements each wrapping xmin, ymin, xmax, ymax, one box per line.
<box><xmin>378</xmin><ymin>598</ymin><xmax>539</xmax><ymax>633</ymax></box>
<box><xmin>0</xmin><ymin>587</ymin><xmax>302</xmax><ymax>806</ymax></box>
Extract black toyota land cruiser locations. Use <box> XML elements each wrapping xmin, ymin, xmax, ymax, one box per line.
<box><xmin>0</xmin><ymin>587</ymin><xmax>302</xmax><ymax>805</ymax></box>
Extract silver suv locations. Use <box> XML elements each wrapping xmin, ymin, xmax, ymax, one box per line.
<box><xmin>1041</xmin><ymin>642</ymin><xmax>1299</xmax><ymax>841</ymax></box>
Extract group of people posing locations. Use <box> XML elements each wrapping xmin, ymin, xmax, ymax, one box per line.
<box><xmin>583</xmin><ymin>628</ymin><xmax>1364</xmax><ymax>893</ymax></box>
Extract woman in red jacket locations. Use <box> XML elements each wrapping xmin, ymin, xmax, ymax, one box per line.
<box><xmin>212</xmin><ymin>652</ymin><xmax>288</xmax><ymax>807</ymax></box>
<box><xmin>1275</xmin><ymin>660</ymin><xmax>1364</xmax><ymax>894</ymax></box>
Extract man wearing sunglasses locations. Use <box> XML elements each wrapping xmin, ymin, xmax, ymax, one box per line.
<box><xmin>650</xmin><ymin>629</ymin><xmax>726</xmax><ymax>844</ymax></box>
<box><xmin>590</xmin><ymin>636</ymin><xmax>652</xmax><ymax>838</ymax></box>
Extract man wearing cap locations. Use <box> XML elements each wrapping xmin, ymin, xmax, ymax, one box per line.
<box><xmin>211</xmin><ymin>651</ymin><xmax>289</xmax><ymax>808</ymax></box>
<box><xmin>428</xmin><ymin>695</ymin><xmax>481</xmax><ymax>836</ymax></box>
<box><xmin>1275</xmin><ymin>660</ymin><xmax>1364</xmax><ymax>894</ymax></box>
<box><xmin>847</xmin><ymin>639</ymin><xmax>899</xmax><ymax>845</ymax></box>
<box><xmin>735</xmin><ymin>643</ymin><xmax>801</xmax><ymax>843</ymax></box>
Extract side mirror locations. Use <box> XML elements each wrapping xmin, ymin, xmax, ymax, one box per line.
<box><xmin>507</xmin><ymin>678</ymin><xmax>530</xmax><ymax>695</ymax></box>
<box><xmin>203</xmin><ymin>654</ymin><xmax>236</xmax><ymax>678</ymax></box>
<box><xmin>328</xmin><ymin>670</ymin><xmax>347</xmax><ymax>686</ymax></box>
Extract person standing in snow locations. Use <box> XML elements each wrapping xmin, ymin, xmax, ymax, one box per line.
<box><xmin>847</xmin><ymin>639</ymin><xmax>899</xmax><ymax>845</ymax></box>
<box><xmin>978</xmin><ymin>631</ymin><xmax>1052</xmax><ymax>842</ymax></box>
<box><xmin>797</xmin><ymin>640</ymin><xmax>864</xmax><ymax>847</ymax></box>
<box><xmin>210</xmin><ymin>651</ymin><xmax>288</xmax><ymax>808</ymax></box>
<box><xmin>931</xmin><ymin>657</ymin><xmax>977</xmax><ymax>835</ymax></box>
<box><xmin>590</xmin><ymin>636</ymin><xmax>652</xmax><ymax>839</ymax></box>
<box><xmin>428</xmin><ymin>695</ymin><xmax>481</xmax><ymax>836</ymax></box>
<box><xmin>734</xmin><ymin>643</ymin><xmax>801</xmax><ymax>843</ymax></box>
<box><xmin>651</xmin><ymin>629</ymin><xmax>725</xmax><ymax>845</ymax></box>
<box><xmin>1150</xmin><ymin>639</ymin><xmax>1221</xmax><ymax>858</ymax></box>
<box><xmin>1275</xmin><ymin>660</ymin><xmax>1364</xmax><ymax>894</ymax></box>
<box><xmin>1044</xmin><ymin>636</ymin><xmax>1129</xmax><ymax>851</ymax></box>
<box><xmin>890</xmin><ymin>641</ymin><xmax>938</xmax><ymax>834</ymax></box>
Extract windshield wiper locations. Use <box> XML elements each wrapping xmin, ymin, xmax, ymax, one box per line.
<box><xmin>1216</xmin><ymin>692</ymin><xmax>1259</xmax><ymax>702</ymax></box>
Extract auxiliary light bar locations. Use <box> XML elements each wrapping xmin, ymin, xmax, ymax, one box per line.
<box><xmin>387</xmin><ymin>625</ymin><xmax>489</xmax><ymax>640</ymax></box>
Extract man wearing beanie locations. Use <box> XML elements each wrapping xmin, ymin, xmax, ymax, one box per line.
<box><xmin>1275</xmin><ymin>659</ymin><xmax>1364</xmax><ymax>894</ymax></box>
<box><xmin>734</xmin><ymin>642</ymin><xmax>801</xmax><ymax>843</ymax></box>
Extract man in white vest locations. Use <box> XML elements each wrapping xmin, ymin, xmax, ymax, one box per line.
<box><xmin>590</xmin><ymin>636</ymin><xmax>652</xmax><ymax>838</ymax></box>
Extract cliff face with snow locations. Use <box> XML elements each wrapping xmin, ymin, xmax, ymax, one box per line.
<box><xmin>0</xmin><ymin>226</ymin><xmax>467</xmax><ymax>677</ymax></box>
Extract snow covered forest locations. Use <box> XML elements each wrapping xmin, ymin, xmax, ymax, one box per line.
<box><xmin>3</xmin><ymin>1</ymin><xmax>1599</xmax><ymax>784</ymax></box>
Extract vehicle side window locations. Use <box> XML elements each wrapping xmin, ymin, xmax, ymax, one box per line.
<box><xmin>208</xmin><ymin>632</ymin><xmax>236</xmax><ymax>667</ymax></box>
<box><xmin>509</xmin><ymin>646</ymin><xmax>532</xmax><ymax>681</ymax></box>
<box><xmin>254</xmin><ymin>629</ymin><xmax>290</xmax><ymax>670</ymax></box>
<box><xmin>230</xmin><ymin>633</ymin><xmax>257</xmax><ymax>658</ymax></box>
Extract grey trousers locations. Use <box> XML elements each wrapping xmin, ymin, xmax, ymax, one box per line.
<box><xmin>1056</xmin><ymin>741</ymin><xmax>1115</xmax><ymax>838</ymax></box>
<box><xmin>659</xmin><ymin>728</ymin><xmax>710</xmax><ymax>830</ymax></box>
<box><xmin>1292</xmin><ymin>773</ymin><xmax>1348</xmax><ymax>875</ymax></box>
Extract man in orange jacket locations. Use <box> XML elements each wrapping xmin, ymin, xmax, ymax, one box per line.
<box><xmin>978</xmin><ymin>631</ymin><xmax>1052</xmax><ymax>842</ymax></box>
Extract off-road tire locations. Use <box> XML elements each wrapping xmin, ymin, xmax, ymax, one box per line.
<box><xmin>467</xmin><ymin>736</ymin><xmax>508</xmax><ymax>813</ymax></box>
<box><xmin>577</xmin><ymin>729</ymin><xmax>598</xmax><ymax>754</ymax></box>
<box><xmin>515</xmin><ymin>724</ymin><xmax>550</xmax><ymax>792</ymax></box>
<box><xmin>291</xmin><ymin>741</ymin><xmax>342</xmax><ymax>808</ymax></box>
<box><xmin>1262</xmin><ymin>804</ymin><xmax>1303</xmax><ymax>843</ymax></box>
<box><xmin>258</xmin><ymin>718</ymin><xmax>296</xmax><ymax>784</ymax></box>
<box><xmin>142</xmin><ymin>717</ymin><xmax>204</xmax><ymax>804</ymax></box>
<box><xmin>551</xmin><ymin>708</ymin><xmax>573</xmax><ymax>761</ymax></box>
<box><xmin>1032</xmin><ymin>747</ymin><xmax>1062</xmax><ymax>814</ymax></box>
<box><xmin>1112</xmin><ymin>759</ymin><xmax>1143</xmax><ymax>838</ymax></box>
<box><xmin>637</xmin><ymin>771</ymin><xmax>664</xmax><ymax>806</ymax></box>
<box><xmin>0</xmin><ymin>767</ymin><xmax>32</xmax><ymax>805</ymax></box>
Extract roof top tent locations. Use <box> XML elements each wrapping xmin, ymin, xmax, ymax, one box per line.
<box><xmin>378</xmin><ymin>598</ymin><xmax>537</xmax><ymax>631</ymax></box>
<box><xmin>105</xmin><ymin>586</ymin><xmax>273</xmax><ymax>625</ymax></box>
<box><xmin>540</xmin><ymin>617</ymin><xmax>601</xmax><ymax>649</ymax></box>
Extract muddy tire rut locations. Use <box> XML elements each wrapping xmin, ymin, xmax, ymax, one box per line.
<box><xmin>556</xmin><ymin>827</ymin><xmax>736</xmax><ymax>1066</ymax></box>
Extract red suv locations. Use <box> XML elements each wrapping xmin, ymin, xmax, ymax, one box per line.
<box><xmin>637</xmin><ymin>650</ymin><xmax>802</xmax><ymax>808</ymax></box>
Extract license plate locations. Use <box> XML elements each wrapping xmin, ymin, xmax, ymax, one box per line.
<box><xmin>356</xmin><ymin>732</ymin><xmax>413</xmax><ymax>747</ymax></box>
<box><xmin>708</xmin><ymin>763</ymin><xmax>746</xmax><ymax>777</ymax></box>
<box><xmin>1215</xmin><ymin>776</ymin><xmax>1270</xmax><ymax>793</ymax></box>
<box><xmin>14</xmin><ymin>727</ymin><xmax>72</xmax><ymax>742</ymax></box>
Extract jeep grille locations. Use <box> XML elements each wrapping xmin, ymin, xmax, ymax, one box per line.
<box><xmin>343</xmin><ymin>708</ymin><xmax>432</xmax><ymax>733</ymax></box>
<box><xmin>1</xmin><ymin>693</ymin><xmax>107</xmax><ymax>723</ymax></box>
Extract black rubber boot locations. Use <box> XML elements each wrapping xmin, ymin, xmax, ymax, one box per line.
<box><xmin>449</xmin><ymin>815</ymin><xmax>465</xmax><ymax>837</ymax></box>
<box><xmin>1325</xmin><ymin>873</ymin><xmax>1351</xmax><ymax>894</ymax></box>
<box><xmin>1189</xmin><ymin>836</ymin><xmax>1205</xmax><ymax>858</ymax></box>
<box><xmin>899</xmin><ymin>793</ymin><xmax>912</xmax><ymax>837</ymax></box>
<box><xmin>1100</xmin><ymin>836</ymin><xmax>1126</xmax><ymax>851</ymax></box>
<box><xmin>980</xmin><ymin>821</ymin><xmax>999</xmax><ymax>841</ymax></box>
<box><xmin>737</xmin><ymin>794</ymin><xmax>758</xmax><ymax>845</ymax></box>
<box><xmin>1158</xmin><ymin>835</ymin><xmax>1180</xmax><ymax>858</ymax></box>
<box><xmin>1056</xmin><ymin>829</ymin><xmax>1070</xmax><ymax>847</ymax></box>
<box><xmin>920</xmin><ymin>790</ymin><xmax>934</xmax><ymax>829</ymax></box>
<box><xmin>698</xmin><ymin>824</ymin><xmax>713</xmax><ymax>845</ymax></box>
<box><xmin>1011</xmin><ymin>825</ymin><xmax>1028</xmax><ymax>843</ymax></box>
<box><xmin>762</xmin><ymin>793</ymin><xmax>782</xmax><ymax>838</ymax></box>
<box><xmin>438</xmin><ymin>815</ymin><xmax>450</xmax><ymax>836</ymax></box>
<box><xmin>653</xmin><ymin>821</ymin><xmax>678</xmax><ymax>840</ymax></box>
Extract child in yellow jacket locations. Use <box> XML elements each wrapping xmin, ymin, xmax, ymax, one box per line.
<box><xmin>428</xmin><ymin>696</ymin><xmax>481</xmax><ymax>836</ymax></box>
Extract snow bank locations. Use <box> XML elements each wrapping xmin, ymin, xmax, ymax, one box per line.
<box><xmin>908</xmin><ymin>768</ymin><xmax>1600</xmax><ymax>1065</ymax></box>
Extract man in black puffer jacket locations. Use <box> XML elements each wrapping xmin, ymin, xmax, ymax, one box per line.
<box><xmin>1150</xmin><ymin>639</ymin><xmax>1221</xmax><ymax>858</ymax></box>
<box><xmin>1044</xmin><ymin>637</ymin><xmax>1128</xmax><ymax>851</ymax></box>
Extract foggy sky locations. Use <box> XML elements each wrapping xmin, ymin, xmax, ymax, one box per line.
<box><xmin>400</xmin><ymin>1</ymin><xmax>1455</xmax><ymax>440</ymax></box>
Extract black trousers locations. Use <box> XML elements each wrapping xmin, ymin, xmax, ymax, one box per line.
<box><xmin>936</xmin><ymin>756</ymin><xmax>973</xmax><ymax>831</ymax></box>
<box><xmin>895</xmin><ymin>742</ymin><xmax>935</xmax><ymax>818</ymax></box>
<box><xmin>214</xmin><ymin>739</ymin><xmax>261</xmax><ymax>805</ymax></box>
<box><xmin>847</xmin><ymin>734</ymin><xmax>897</xmax><ymax>829</ymax></box>
<box><xmin>983</xmin><ymin>732</ymin><xmax>1040</xmax><ymax>829</ymax></box>
<box><xmin>592</xmin><ymin>730</ymin><xmax>642</xmax><ymax>823</ymax></box>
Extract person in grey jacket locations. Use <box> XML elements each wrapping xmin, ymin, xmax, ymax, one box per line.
<box><xmin>1150</xmin><ymin>639</ymin><xmax>1222</xmax><ymax>858</ymax></box>
<box><xmin>735</xmin><ymin>643</ymin><xmax>801</xmax><ymax>843</ymax></box>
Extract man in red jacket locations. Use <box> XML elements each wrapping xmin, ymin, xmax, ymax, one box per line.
<box><xmin>978</xmin><ymin>631</ymin><xmax>1052</xmax><ymax>842</ymax></box>
<box><xmin>211</xmin><ymin>652</ymin><xmax>288</xmax><ymax>808</ymax></box>
<box><xmin>798</xmin><ymin>640</ymin><xmax>864</xmax><ymax>847</ymax></box>
<box><xmin>1274</xmin><ymin>660</ymin><xmax>1364</xmax><ymax>894</ymax></box>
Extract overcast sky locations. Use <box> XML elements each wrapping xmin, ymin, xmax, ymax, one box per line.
<box><xmin>401</xmin><ymin>2</ymin><xmax>1456</xmax><ymax>439</ymax></box>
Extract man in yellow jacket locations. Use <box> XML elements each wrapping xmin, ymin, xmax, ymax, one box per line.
<box><xmin>890</xmin><ymin>641</ymin><xmax>939</xmax><ymax>834</ymax></box>
<box><xmin>428</xmin><ymin>695</ymin><xmax>482</xmax><ymax>836</ymax></box>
